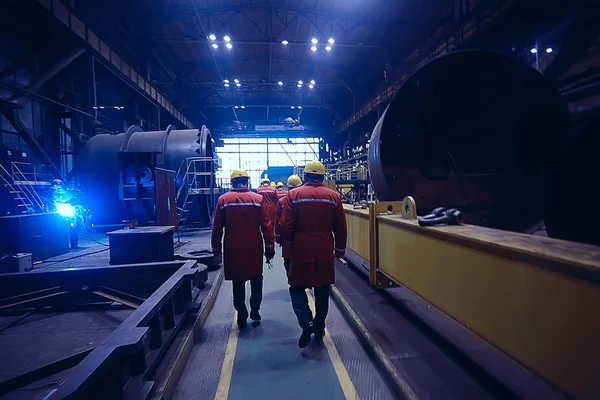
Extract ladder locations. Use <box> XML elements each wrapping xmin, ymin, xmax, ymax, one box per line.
<box><xmin>176</xmin><ymin>157</ymin><xmax>215</xmax><ymax>226</ymax></box>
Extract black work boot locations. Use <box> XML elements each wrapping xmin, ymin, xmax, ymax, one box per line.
<box><xmin>313</xmin><ymin>326</ymin><xmax>325</xmax><ymax>344</ymax></box>
<box><xmin>237</xmin><ymin>314</ymin><xmax>248</xmax><ymax>329</ymax></box>
<box><xmin>298</xmin><ymin>322</ymin><xmax>314</xmax><ymax>348</ymax></box>
<box><xmin>250</xmin><ymin>310</ymin><xmax>262</xmax><ymax>321</ymax></box>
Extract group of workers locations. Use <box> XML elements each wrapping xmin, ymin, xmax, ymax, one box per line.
<box><xmin>211</xmin><ymin>161</ymin><xmax>347</xmax><ymax>348</ymax></box>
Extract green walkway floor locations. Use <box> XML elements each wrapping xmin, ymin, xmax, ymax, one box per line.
<box><xmin>174</xmin><ymin>249</ymin><xmax>393</xmax><ymax>400</ymax></box>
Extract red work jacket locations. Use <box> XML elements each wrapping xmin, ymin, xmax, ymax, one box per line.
<box><xmin>276</xmin><ymin>189</ymin><xmax>288</xmax><ymax>199</ymax></box>
<box><xmin>256</xmin><ymin>185</ymin><xmax>278</xmax><ymax>223</ymax></box>
<box><xmin>279</xmin><ymin>182</ymin><xmax>347</xmax><ymax>287</ymax></box>
<box><xmin>275</xmin><ymin>195</ymin><xmax>292</xmax><ymax>259</ymax></box>
<box><xmin>211</xmin><ymin>188</ymin><xmax>274</xmax><ymax>281</ymax></box>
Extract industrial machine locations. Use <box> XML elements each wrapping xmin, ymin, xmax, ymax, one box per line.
<box><xmin>79</xmin><ymin>125</ymin><xmax>216</xmax><ymax>227</ymax></box>
<box><xmin>367</xmin><ymin>50</ymin><xmax>574</xmax><ymax>236</ymax></box>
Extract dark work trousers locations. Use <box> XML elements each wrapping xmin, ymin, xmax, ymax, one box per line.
<box><xmin>232</xmin><ymin>273</ymin><xmax>263</xmax><ymax>319</ymax></box>
<box><xmin>283</xmin><ymin>258</ymin><xmax>291</xmax><ymax>276</ymax></box>
<box><xmin>289</xmin><ymin>285</ymin><xmax>330</xmax><ymax>331</ymax></box>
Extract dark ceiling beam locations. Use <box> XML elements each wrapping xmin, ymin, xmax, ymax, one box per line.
<box><xmin>176</xmin><ymin>55</ymin><xmax>354</xmax><ymax>75</ymax></box>
<box><xmin>146</xmin><ymin>3</ymin><xmax>373</xmax><ymax>27</ymax></box>
<box><xmin>154</xmin><ymin>39</ymin><xmax>384</xmax><ymax>49</ymax></box>
<box><xmin>153</xmin><ymin>81</ymin><xmax>344</xmax><ymax>86</ymax></box>
<box><xmin>8</xmin><ymin>48</ymin><xmax>86</xmax><ymax>102</ymax></box>
<box><xmin>196</xmin><ymin>103</ymin><xmax>333</xmax><ymax>109</ymax></box>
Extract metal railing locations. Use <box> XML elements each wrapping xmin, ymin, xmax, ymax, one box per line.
<box><xmin>327</xmin><ymin>161</ymin><xmax>369</xmax><ymax>181</ymax></box>
<box><xmin>0</xmin><ymin>163</ymin><xmax>46</xmax><ymax>213</ymax></box>
<box><xmin>175</xmin><ymin>157</ymin><xmax>216</xmax><ymax>225</ymax></box>
<box><xmin>10</xmin><ymin>162</ymin><xmax>46</xmax><ymax>210</ymax></box>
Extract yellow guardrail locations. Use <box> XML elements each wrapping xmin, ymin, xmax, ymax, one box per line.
<box><xmin>343</xmin><ymin>200</ymin><xmax>600</xmax><ymax>399</ymax></box>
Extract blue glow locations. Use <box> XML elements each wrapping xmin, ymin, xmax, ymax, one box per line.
<box><xmin>57</xmin><ymin>203</ymin><xmax>76</xmax><ymax>218</ymax></box>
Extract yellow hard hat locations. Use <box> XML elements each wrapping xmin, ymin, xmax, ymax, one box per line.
<box><xmin>287</xmin><ymin>174</ymin><xmax>302</xmax><ymax>188</ymax></box>
<box><xmin>260</xmin><ymin>177</ymin><xmax>270</xmax><ymax>184</ymax></box>
<box><xmin>270</xmin><ymin>182</ymin><xmax>276</xmax><ymax>188</ymax></box>
<box><xmin>276</xmin><ymin>182</ymin><xmax>284</xmax><ymax>188</ymax></box>
<box><xmin>303</xmin><ymin>160</ymin><xmax>326</xmax><ymax>175</ymax></box>
<box><xmin>231</xmin><ymin>169</ymin><xmax>250</xmax><ymax>179</ymax></box>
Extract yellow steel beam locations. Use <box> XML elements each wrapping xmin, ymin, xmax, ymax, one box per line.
<box><xmin>371</xmin><ymin>215</ymin><xmax>600</xmax><ymax>399</ymax></box>
<box><xmin>344</xmin><ymin>206</ymin><xmax>370</xmax><ymax>263</ymax></box>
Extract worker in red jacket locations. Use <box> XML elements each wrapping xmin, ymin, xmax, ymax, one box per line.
<box><xmin>279</xmin><ymin>161</ymin><xmax>347</xmax><ymax>348</ymax></box>
<box><xmin>212</xmin><ymin>169</ymin><xmax>275</xmax><ymax>328</ymax></box>
<box><xmin>256</xmin><ymin>177</ymin><xmax>278</xmax><ymax>227</ymax></box>
<box><xmin>276</xmin><ymin>182</ymin><xmax>288</xmax><ymax>199</ymax></box>
<box><xmin>275</xmin><ymin>174</ymin><xmax>302</xmax><ymax>276</ymax></box>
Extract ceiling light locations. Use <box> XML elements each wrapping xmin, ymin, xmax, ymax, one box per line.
<box><xmin>530</xmin><ymin>47</ymin><xmax>537</xmax><ymax>54</ymax></box>
<box><xmin>223</xmin><ymin>36</ymin><xmax>231</xmax><ymax>42</ymax></box>
<box><xmin>281</xmin><ymin>40</ymin><xmax>289</xmax><ymax>45</ymax></box>
<box><xmin>226</xmin><ymin>43</ymin><xmax>233</xmax><ymax>49</ymax></box>
<box><xmin>310</xmin><ymin>80</ymin><xmax>315</xmax><ymax>85</ymax></box>
<box><xmin>93</xmin><ymin>106</ymin><xmax>98</xmax><ymax>109</ymax></box>
<box><xmin>277</xmin><ymin>81</ymin><xmax>283</xmax><ymax>86</ymax></box>
<box><xmin>546</xmin><ymin>47</ymin><xmax>553</xmax><ymax>53</ymax></box>
<box><xmin>223</xmin><ymin>79</ymin><xmax>229</xmax><ymax>83</ymax></box>
<box><xmin>224</xmin><ymin>83</ymin><xmax>230</xmax><ymax>87</ymax></box>
<box><xmin>234</xmin><ymin>79</ymin><xmax>239</xmax><ymax>83</ymax></box>
<box><xmin>114</xmin><ymin>106</ymin><xmax>120</xmax><ymax>109</ymax></box>
<box><xmin>311</xmin><ymin>38</ymin><xmax>318</xmax><ymax>44</ymax></box>
<box><xmin>241</xmin><ymin>106</ymin><xmax>246</xmax><ymax>109</ymax></box>
<box><xmin>325</xmin><ymin>45</ymin><xmax>332</xmax><ymax>51</ymax></box>
<box><xmin>298</xmin><ymin>80</ymin><xmax>303</xmax><ymax>85</ymax></box>
<box><xmin>236</xmin><ymin>83</ymin><xmax>241</xmax><ymax>87</ymax></box>
<box><xmin>310</xmin><ymin>45</ymin><xmax>317</xmax><ymax>52</ymax></box>
<box><xmin>297</xmin><ymin>84</ymin><xmax>302</xmax><ymax>88</ymax></box>
<box><xmin>211</xmin><ymin>43</ymin><xmax>219</xmax><ymax>49</ymax></box>
<box><xmin>208</xmin><ymin>34</ymin><xmax>216</xmax><ymax>41</ymax></box>
<box><xmin>308</xmin><ymin>84</ymin><xmax>314</xmax><ymax>89</ymax></box>
<box><xmin>291</xmin><ymin>106</ymin><xmax>295</xmax><ymax>109</ymax></box>
<box><xmin>234</xmin><ymin>106</ymin><xmax>239</xmax><ymax>109</ymax></box>
<box><xmin>98</xmin><ymin>106</ymin><xmax>105</xmax><ymax>109</ymax></box>
<box><xmin>328</xmin><ymin>38</ymin><xmax>335</xmax><ymax>45</ymax></box>
<box><xmin>298</xmin><ymin>106</ymin><xmax>302</xmax><ymax>109</ymax></box>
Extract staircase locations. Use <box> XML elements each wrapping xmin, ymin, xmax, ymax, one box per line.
<box><xmin>0</xmin><ymin>162</ymin><xmax>47</xmax><ymax>215</ymax></box>
<box><xmin>176</xmin><ymin>157</ymin><xmax>216</xmax><ymax>226</ymax></box>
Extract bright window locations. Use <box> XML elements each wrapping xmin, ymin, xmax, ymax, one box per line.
<box><xmin>216</xmin><ymin>137</ymin><xmax>319</xmax><ymax>188</ymax></box>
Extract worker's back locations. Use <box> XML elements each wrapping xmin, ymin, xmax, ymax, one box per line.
<box><xmin>212</xmin><ymin>188</ymin><xmax>272</xmax><ymax>281</ymax></box>
<box><xmin>285</xmin><ymin>183</ymin><xmax>343</xmax><ymax>237</ymax></box>
<box><xmin>218</xmin><ymin>189</ymin><xmax>264</xmax><ymax>232</ymax></box>
<box><xmin>256</xmin><ymin>185</ymin><xmax>278</xmax><ymax>206</ymax></box>
<box><xmin>280</xmin><ymin>181</ymin><xmax>347</xmax><ymax>287</ymax></box>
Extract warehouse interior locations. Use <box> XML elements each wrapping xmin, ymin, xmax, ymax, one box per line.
<box><xmin>1</xmin><ymin>0</ymin><xmax>600</xmax><ymax>399</ymax></box>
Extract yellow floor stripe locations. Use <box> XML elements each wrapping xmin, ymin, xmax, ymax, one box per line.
<box><xmin>307</xmin><ymin>290</ymin><xmax>359</xmax><ymax>400</ymax></box>
<box><xmin>214</xmin><ymin>311</ymin><xmax>239</xmax><ymax>400</ymax></box>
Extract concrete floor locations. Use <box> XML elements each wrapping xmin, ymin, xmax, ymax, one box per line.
<box><xmin>174</xmin><ymin>248</ymin><xmax>394</xmax><ymax>400</ymax></box>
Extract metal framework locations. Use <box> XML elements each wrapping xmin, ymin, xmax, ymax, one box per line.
<box><xmin>0</xmin><ymin>260</ymin><xmax>208</xmax><ymax>399</ymax></box>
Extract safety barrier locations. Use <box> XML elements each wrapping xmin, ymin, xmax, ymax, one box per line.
<box><xmin>343</xmin><ymin>200</ymin><xmax>600</xmax><ymax>399</ymax></box>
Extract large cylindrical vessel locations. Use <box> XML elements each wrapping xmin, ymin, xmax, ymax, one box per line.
<box><xmin>368</xmin><ymin>50</ymin><xmax>573</xmax><ymax>233</ymax></box>
<box><xmin>80</xmin><ymin>125</ymin><xmax>214</xmax><ymax>225</ymax></box>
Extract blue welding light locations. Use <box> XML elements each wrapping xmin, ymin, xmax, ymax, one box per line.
<box><xmin>56</xmin><ymin>203</ymin><xmax>76</xmax><ymax>218</ymax></box>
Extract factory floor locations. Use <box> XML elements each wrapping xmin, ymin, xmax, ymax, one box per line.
<box><xmin>0</xmin><ymin>229</ymin><xmax>217</xmax><ymax>400</ymax></box>
<box><xmin>173</xmin><ymin>249</ymin><xmax>395</xmax><ymax>400</ymax></box>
